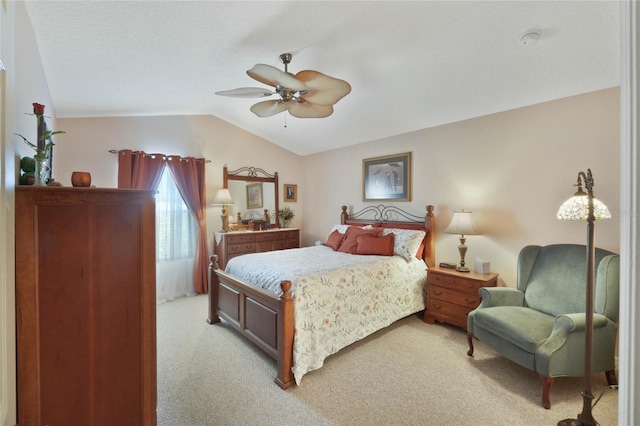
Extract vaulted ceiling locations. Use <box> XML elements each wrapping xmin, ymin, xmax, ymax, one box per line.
<box><xmin>25</xmin><ymin>1</ymin><xmax>620</xmax><ymax>156</ymax></box>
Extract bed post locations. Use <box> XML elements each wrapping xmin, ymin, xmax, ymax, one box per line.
<box><xmin>340</xmin><ymin>205</ymin><xmax>348</xmax><ymax>225</ymax></box>
<box><xmin>424</xmin><ymin>205</ymin><xmax>436</xmax><ymax>268</ymax></box>
<box><xmin>207</xmin><ymin>254</ymin><xmax>220</xmax><ymax>324</ymax></box>
<box><xmin>275</xmin><ymin>280</ymin><xmax>295</xmax><ymax>389</ymax></box>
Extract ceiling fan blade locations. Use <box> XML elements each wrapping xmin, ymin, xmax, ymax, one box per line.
<box><xmin>295</xmin><ymin>70</ymin><xmax>351</xmax><ymax>106</ymax></box>
<box><xmin>288</xmin><ymin>102</ymin><xmax>334</xmax><ymax>118</ymax></box>
<box><xmin>215</xmin><ymin>87</ymin><xmax>274</xmax><ymax>98</ymax></box>
<box><xmin>250</xmin><ymin>100</ymin><xmax>289</xmax><ymax>117</ymax></box>
<box><xmin>247</xmin><ymin>64</ymin><xmax>307</xmax><ymax>92</ymax></box>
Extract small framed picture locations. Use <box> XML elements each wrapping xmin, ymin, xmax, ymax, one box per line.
<box><xmin>284</xmin><ymin>184</ymin><xmax>297</xmax><ymax>202</ymax></box>
<box><xmin>246</xmin><ymin>182</ymin><xmax>263</xmax><ymax>209</ymax></box>
<box><xmin>362</xmin><ymin>152</ymin><xmax>411</xmax><ymax>201</ymax></box>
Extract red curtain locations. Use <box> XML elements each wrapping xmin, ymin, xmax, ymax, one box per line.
<box><xmin>117</xmin><ymin>149</ymin><xmax>165</xmax><ymax>190</ymax></box>
<box><xmin>166</xmin><ymin>157</ymin><xmax>209</xmax><ymax>294</ymax></box>
<box><xmin>117</xmin><ymin>149</ymin><xmax>209</xmax><ymax>294</ymax></box>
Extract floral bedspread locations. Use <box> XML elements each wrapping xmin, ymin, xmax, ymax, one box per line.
<box><xmin>225</xmin><ymin>246</ymin><xmax>427</xmax><ymax>385</ymax></box>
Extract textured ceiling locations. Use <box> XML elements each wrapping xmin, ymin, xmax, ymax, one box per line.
<box><xmin>24</xmin><ymin>1</ymin><xmax>620</xmax><ymax>156</ymax></box>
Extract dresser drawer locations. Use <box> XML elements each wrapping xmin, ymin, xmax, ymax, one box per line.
<box><xmin>256</xmin><ymin>241</ymin><xmax>274</xmax><ymax>252</ymax></box>
<box><xmin>277</xmin><ymin>230</ymin><xmax>298</xmax><ymax>240</ymax></box>
<box><xmin>428</xmin><ymin>285</ymin><xmax>480</xmax><ymax>308</ymax></box>
<box><xmin>214</xmin><ymin>229</ymin><xmax>301</xmax><ymax>269</ymax></box>
<box><xmin>227</xmin><ymin>243</ymin><xmax>256</xmax><ymax>254</ymax></box>
<box><xmin>256</xmin><ymin>233</ymin><xmax>276</xmax><ymax>242</ymax></box>
<box><xmin>225</xmin><ymin>234</ymin><xmax>256</xmax><ymax>244</ymax></box>
<box><xmin>428</xmin><ymin>272</ymin><xmax>483</xmax><ymax>293</ymax></box>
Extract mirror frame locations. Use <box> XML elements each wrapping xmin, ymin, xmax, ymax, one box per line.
<box><xmin>224</xmin><ymin>166</ymin><xmax>280</xmax><ymax>228</ymax></box>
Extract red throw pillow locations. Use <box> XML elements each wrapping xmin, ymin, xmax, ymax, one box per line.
<box><xmin>338</xmin><ymin>227</ymin><xmax>383</xmax><ymax>254</ymax></box>
<box><xmin>356</xmin><ymin>234</ymin><xmax>395</xmax><ymax>256</ymax></box>
<box><xmin>324</xmin><ymin>230</ymin><xmax>345</xmax><ymax>251</ymax></box>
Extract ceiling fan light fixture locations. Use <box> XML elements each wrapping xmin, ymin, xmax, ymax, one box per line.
<box><xmin>217</xmin><ymin>52</ymin><xmax>351</xmax><ymax>119</ymax></box>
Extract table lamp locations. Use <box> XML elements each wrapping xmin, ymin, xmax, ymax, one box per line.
<box><xmin>444</xmin><ymin>209</ymin><xmax>481</xmax><ymax>272</ymax></box>
<box><xmin>212</xmin><ymin>188</ymin><xmax>235</xmax><ymax>232</ymax></box>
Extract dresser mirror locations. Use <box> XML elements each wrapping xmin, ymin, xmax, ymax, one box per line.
<box><xmin>224</xmin><ymin>166</ymin><xmax>279</xmax><ymax>229</ymax></box>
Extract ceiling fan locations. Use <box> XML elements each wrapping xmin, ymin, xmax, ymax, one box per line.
<box><xmin>215</xmin><ymin>53</ymin><xmax>351</xmax><ymax>119</ymax></box>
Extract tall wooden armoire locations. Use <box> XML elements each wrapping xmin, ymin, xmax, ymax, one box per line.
<box><xmin>15</xmin><ymin>187</ymin><xmax>157</xmax><ymax>425</ymax></box>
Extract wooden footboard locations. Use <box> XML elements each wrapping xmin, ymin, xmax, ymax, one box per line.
<box><xmin>208</xmin><ymin>255</ymin><xmax>295</xmax><ymax>389</ymax></box>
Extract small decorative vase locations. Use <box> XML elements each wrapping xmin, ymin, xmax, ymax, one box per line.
<box><xmin>71</xmin><ymin>171</ymin><xmax>92</xmax><ymax>187</ymax></box>
<box><xmin>282</xmin><ymin>220</ymin><xmax>290</xmax><ymax>228</ymax></box>
<box><xmin>34</xmin><ymin>156</ymin><xmax>49</xmax><ymax>186</ymax></box>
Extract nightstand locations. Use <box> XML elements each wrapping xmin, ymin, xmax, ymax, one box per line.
<box><xmin>423</xmin><ymin>266</ymin><xmax>498</xmax><ymax>330</ymax></box>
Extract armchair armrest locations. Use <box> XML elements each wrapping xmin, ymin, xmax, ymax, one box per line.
<box><xmin>477</xmin><ymin>287</ymin><xmax>525</xmax><ymax>309</ymax></box>
<box><xmin>537</xmin><ymin>313</ymin><xmax>613</xmax><ymax>376</ymax></box>
<box><xmin>552</xmin><ymin>313</ymin><xmax>611</xmax><ymax>333</ymax></box>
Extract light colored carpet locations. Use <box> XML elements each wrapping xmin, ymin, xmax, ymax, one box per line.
<box><xmin>157</xmin><ymin>295</ymin><xmax>618</xmax><ymax>426</ymax></box>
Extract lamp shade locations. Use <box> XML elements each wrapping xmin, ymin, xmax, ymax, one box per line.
<box><xmin>444</xmin><ymin>210</ymin><xmax>481</xmax><ymax>236</ymax></box>
<box><xmin>557</xmin><ymin>194</ymin><xmax>611</xmax><ymax>221</ymax></box>
<box><xmin>212</xmin><ymin>188</ymin><xmax>235</xmax><ymax>205</ymax></box>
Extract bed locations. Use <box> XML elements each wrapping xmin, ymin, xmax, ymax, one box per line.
<box><xmin>208</xmin><ymin>204</ymin><xmax>435</xmax><ymax>388</ymax></box>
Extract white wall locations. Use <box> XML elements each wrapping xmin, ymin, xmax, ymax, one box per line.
<box><xmin>301</xmin><ymin>88</ymin><xmax>620</xmax><ymax>287</ymax></box>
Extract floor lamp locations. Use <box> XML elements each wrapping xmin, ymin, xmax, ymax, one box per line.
<box><xmin>556</xmin><ymin>169</ymin><xmax>611</xmax><ymax>426</ymax></box>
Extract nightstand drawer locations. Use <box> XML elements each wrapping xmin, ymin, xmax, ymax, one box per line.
<box><xmin>428</xmin><ymin>285</ymin><xmax>480</xmax><ymax>308</ymax></box>
<box><xmin>428</xmin><ymin>272</ymin><xmax>482</xmax><ymax>292</ymax></box>
<box><xmin>227</xmin><ymin>243</ymin><xmax>256</xmax><ymax>254</ymax></box>
<box><xmin>424</xmin><ymin>266</ymin><xmax>498</xmax><ymax>331</ymax></box>
<box><xmin>426</xmin><ymin>298</ymin><xmax>473</xmax><ymax>322</ymax></box>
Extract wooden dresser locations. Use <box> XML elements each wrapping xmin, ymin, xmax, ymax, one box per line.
<box><xmin>214</xmin><ymin>228</ymin><xmax>300</xmax><ymax>269</ymax></box>
<box><xmin>423</xmin><ymin>266</ymin><xmax>498</xmax><ymax>331</ymax></box>
<box><xmin>15</xmin><ymin>187</ymin><xmax>156</xmax><ymax>426</ymax></box>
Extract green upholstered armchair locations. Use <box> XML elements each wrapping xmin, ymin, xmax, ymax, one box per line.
<box><xmin>466</xmin><ymin>244</ymin><xmax>619</xmax><ymax>409</ymax></box>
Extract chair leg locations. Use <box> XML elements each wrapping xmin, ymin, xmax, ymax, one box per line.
<box><xmin>539</xmin><ymin>374</ymin><xmax>553</xmax><ymax>409</ymax></box>
<box><xmin>605</xmin><ymin>369</ymin><xmax>618</xmax><ymax>387</ymax></box>
<box><xmin>466</xmin><ymin>333</ymin><xmax>474</xmax><ymax>356</ymax></box>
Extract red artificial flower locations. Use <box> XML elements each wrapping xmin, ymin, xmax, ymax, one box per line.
<box><xmin>32</xmin><ymin>103</ymin><xmax>45</xmax><ymax>116</ymax></box>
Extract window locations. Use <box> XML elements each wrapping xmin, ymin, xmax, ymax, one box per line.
<box><xmin>155</xmin><ymin>167</ymin><xmax>197</xmax><ymax>261</ymax></box>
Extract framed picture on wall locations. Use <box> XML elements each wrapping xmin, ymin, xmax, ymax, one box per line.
<box><xmin>362</xmin><ymin>152</ymin><xmax>411</xmax><ymax>201</ymax></box>
<box><xmin>246</xmin><ymin>182</ymin><xmax>263</xmax><ymax>209</ymax></box>
<box><xmin>284</xmin><ymin>184</ymin><xmax>297</xmax><ymax>202</ymax></box>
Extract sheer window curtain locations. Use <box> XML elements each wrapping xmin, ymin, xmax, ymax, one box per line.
<box><xmin>117</xmin><ymin>150</ymin><xmax>209</xmax><ymax>302</ymax></box>
<box><xmin>166</xmin><ymin>156</ymin><xmax>209</xmax><ymax>294</ymax></box>
<box><xmin>155</xmin><ymin>168</ymin><xmax>197</xmax><ymax>303</ymax></box>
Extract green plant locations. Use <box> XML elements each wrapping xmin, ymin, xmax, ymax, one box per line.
<box><xmin>278</xmin><ymin>206</ymin><xmax>295</xmax><ymax>221</ymax></box>
<box><xmin>15</xmin><ymin>102</ymin><xmax>65</xmax><ymax>160</ymax></box>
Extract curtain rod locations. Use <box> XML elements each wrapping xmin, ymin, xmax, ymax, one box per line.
<box><xmin>108</xmin><ymin>149</ymin><xmax>211</xmax><ymax>163</ymax></box>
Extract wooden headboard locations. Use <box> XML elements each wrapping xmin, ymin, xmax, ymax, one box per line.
<box><xmin>340</xmin><ymin>204</ymin><xmax>436</xmax><ymax>267</ymax></box>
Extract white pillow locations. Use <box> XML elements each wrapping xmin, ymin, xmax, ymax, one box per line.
<box><xmin>382</xmin><ymin>228</ymin><xmax>426</xmax><ymax>260</ymax></box>
<box><xmin>330</xmin><ymin>224</ymin><xmax>373</xmax><ymax>234</ymax></box>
